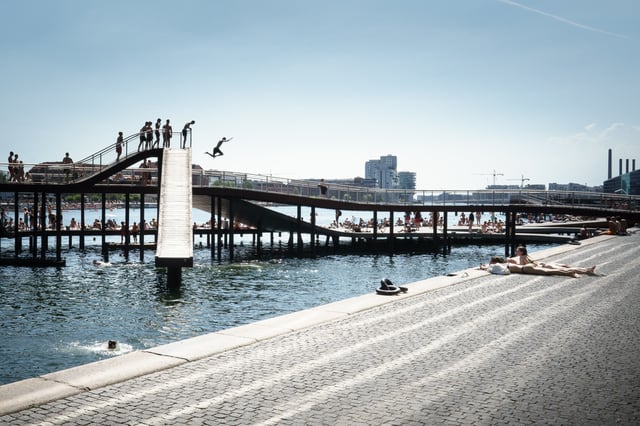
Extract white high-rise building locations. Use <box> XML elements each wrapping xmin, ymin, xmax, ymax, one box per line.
<box><xmin>365</xmin><ymin>155</ymin><xmax>398</xmax><ymax>189</ymax></box>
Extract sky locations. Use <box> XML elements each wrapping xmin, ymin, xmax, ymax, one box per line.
<box><xmin>1</xmin><ymin>0</ymin><xmax>639</xmax><ymax>190</ymax></box>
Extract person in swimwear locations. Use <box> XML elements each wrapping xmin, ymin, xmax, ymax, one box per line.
<box><xmin>507</xmin><ymin>246</ymin><xmax>596</xmax><ymax>275</ymax></box>
<box><xmin>481</xmin><ymin>256</ymin><xmax>596</xmax><ymax>278</ymax></box>
<box><xmin>205</xmin><ymin>137</ymin><xmax>232</xmax><ymax>158</ymax></box>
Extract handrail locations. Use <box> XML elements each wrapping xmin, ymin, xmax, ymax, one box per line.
<box><xmin>191</xmin><ymin>168</ymin><xmax>640</xmax><ymax>212</ymax></box>
<box><xmin>0</xmin><ymin>129</ymin><xmax>190</xmax><ymax>185</ymax></box>
<box><xmin>2</xmin><ymin>150</ymin><xmax>638</xmax><ymax>213</ymax></box>
<box><xmin>76</xmin><ymin>130</ymin><xmax>186</xmax><ymax>171</ymax></box>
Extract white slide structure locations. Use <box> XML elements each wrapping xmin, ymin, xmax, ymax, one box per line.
<box><xmin>155</xmin><ymin>148</ymin><xmax>193</xmax><ymax>268</ymax></box>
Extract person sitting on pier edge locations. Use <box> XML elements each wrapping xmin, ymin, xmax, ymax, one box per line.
<box><xmin>481</xmin><ymin>256</ymin><xmax>596</xmax><ymax>278</ymax></box>
<box><xmin>62</xmin><ymin>152</ymin><xmax>73</xmax><ymax>182</ymax></box>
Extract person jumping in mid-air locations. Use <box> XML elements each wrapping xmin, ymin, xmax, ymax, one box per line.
<box><xmin>205</xmin><ymin>137</ymin><xmax>232</xmax><ymax>158</ymax></box>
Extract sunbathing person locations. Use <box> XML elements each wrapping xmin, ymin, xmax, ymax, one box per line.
<box><xmin>481</xmin><ymin>256</ymin><xmax>596</xmax><ymax>278</ymax></box>
<box><xmin>507</xmin><ymin>246</ymin><xmax>535</xmax><ymax>265</ymax></box>
<box><xmin>507</xmin><ymin>246</ymin><xmax>596</xmax><ymax>275</ymax></box>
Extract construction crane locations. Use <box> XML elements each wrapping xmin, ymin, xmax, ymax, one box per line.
<box><xmin>507</xmin><ymin>174</ymin><xmax>530</xmax><ymax>188</ymax></box>
<box><xmin>473</xmin><ymin>170</ymin><xmax>504</xmax><ymax>187</ymax></box>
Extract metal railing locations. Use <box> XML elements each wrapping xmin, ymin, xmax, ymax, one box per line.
<box><xmin>2</xmin><ymin>157</ymin><xmax>638</xmax><ymax>212</ymax></box>
<box><xmin>192</xmin><ymin>169</ymin><xmax>640</xmax><ymax>212</ymax></box>
<box><xmin>0</xmin><ymin>129</ymin><xmax>193</xmax><ymax>185</ymax></box>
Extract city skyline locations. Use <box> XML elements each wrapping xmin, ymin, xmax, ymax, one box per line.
<box><xmin>1</xmin><ymin>1</ymin><xmax>638</xmax><ymax>190</ymax></box>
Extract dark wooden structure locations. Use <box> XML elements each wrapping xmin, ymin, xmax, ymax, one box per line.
<box><xmin>2</xmin><ymin>148</ymin><xmax>640</xmax><ymax>266</ymax></box>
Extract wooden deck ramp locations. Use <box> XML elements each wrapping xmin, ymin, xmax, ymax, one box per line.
<box><xmin>155</xmin><ymin>149</ymin><xmax>193</xmax><ymax>268</ymax></box>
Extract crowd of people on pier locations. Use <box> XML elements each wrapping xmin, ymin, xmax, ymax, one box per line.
<box><xmin>0</xmin><ymin>198</ymin><xmax>162</xmax><ymax>236</ymax></box>
<box><xmin>6</xmin><ymin>151</ymin><xmax>26</xmax><ymax>182</ymax></box>
<box><xmin>3</xmin><ymin>117</ymin><xmax>195</xmax><ymax>186</ymax></box>
<box><xmin>133</xmin><ymin>118</ymin><xmax>195</xmax><ymax>152</ymax></box>
<box><xmin>328</xmin><ymin>211</ymin><xmax>509</xmax><ymax>234</ymax></box>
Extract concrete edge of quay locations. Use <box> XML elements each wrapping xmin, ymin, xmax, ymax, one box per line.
<box><xmin>0</xmin><ymin>233</ymin><xmax>618</xmax><ymax>416</ymax></box>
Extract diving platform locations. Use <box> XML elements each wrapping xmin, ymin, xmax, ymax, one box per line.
<box><xmin>155</xmin><ymin>148</ymin><xmax>193</xmax><ymax>268</ymax></box>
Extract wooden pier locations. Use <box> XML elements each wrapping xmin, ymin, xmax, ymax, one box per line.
<box><xmin>1</xmin><ymin>143</ymin><xmax>639</xmax><ymax>273</ymax></box>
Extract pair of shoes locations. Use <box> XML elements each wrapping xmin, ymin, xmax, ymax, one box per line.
<box><xmin>376</xmin><ymin>278</ymin><xmax>407</xmax><ymax>295</ymax></box>
<box><xmin>384</xmin><ymin>278</ymin><xmax>408</xmax><ymax>293</ymax></box>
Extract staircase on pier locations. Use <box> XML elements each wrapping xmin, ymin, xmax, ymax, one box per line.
<box><xmin>155</xmin><ymin>149</ymin><xmax>193</xmax><ymax>268</ymax></box>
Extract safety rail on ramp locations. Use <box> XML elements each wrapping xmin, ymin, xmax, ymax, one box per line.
<box><xmin>155</xmin><ymin>149</ymin><xmax>193</xmax><ymax>268</ymax></box>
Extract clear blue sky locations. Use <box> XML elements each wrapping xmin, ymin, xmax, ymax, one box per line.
<box><xmin>2</xmin><ymin>0</ymin><xmax>638</xmax><ymax>189</ymax></box>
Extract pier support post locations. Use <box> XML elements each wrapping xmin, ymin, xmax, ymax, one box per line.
<box><xmin>124</xmin><ymin>193</ymin><xmax>130</xmax><ymax>257</ymax></box>
<box><xmin>504</xmin><ymin>211</ymin><xmax>517</xmax><ymax>258</ymax></box>
<box><xmin>56</xmin><ymin>192</ymin><xmax>62</xmax><ymax>262</ymax></box>
<box><xmin>216</xmin><ymin>197</ymin><xmax>222</xmax><ymax>260</ymax></box>
<box><xmin>40</xmin><ymin>191</ymin><xmax>47</xmax><ymax>259</ymax></box>
<box><xmin>296</xmin><ymin>205</ymin><xmax>303</xmax><ymax>256</ymax></box>
<box><xmin>140</xmin><ymin>193</ymin><xmax>145</xmax><ymax>262</ymax></box>
<box><xmin>442</xmin><ymin>210</ymin><xmax>449</xmax><ymax>254</ymax></box>
<box><xmin>389</xmin><ymin>211</ymin><xmax>395</xmax><ymax>254</ymax></box>
<box><xmin>101</xmin><ymin>192</ymin><xmax>108</xmax><ymax>261</ymax></box>
<box><xmin>310</xmin><ymin>206</ymin><xmax>316</xmax><ymax>257</ymax></box>
<box><xmin>229</xmin><ymin>200</ymin><xmax>235</xmax><ymax>262</ymax></box>
<box><xmin>14</xmin><ymin>192</ymin><xmax>21</xmax><ymax>255</ymax></box>
<box><xmin>80</xmin><ymin>192</ymin><xmax>85</xmax><ymax>251</ymax></box>
<box><xmin>31</xmin><ymin>191</ymin><xmax>38</xmax><ymax>259</ymax></box>
<box><xmin>432</xmin><ymin>210</ymin><xmax>439</xmax><ymax>245</ymax></box>
<box><xmin>373</xmin><ymin>210</ymin><xmax>378</xmax><ymax>239</ymax></box>
<box><xmin>167</xmin><ymin>266</ymin><xmax>182</xmax><ymax>287</ymax></box>
<box><xmin>211</xmin><ymin>196</ymin><xmax>216</xmax><ymax>258</ymax></box>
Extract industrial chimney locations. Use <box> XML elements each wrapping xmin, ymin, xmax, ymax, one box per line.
<box><xmin>619</xmin><ymin>158</ymin><xmax>623</xmax><ymax>176</ymax></box>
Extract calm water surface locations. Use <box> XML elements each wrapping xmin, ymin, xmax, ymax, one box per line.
<box><xmin>0</xmin><ymin>207</ymin><xmax>546</xmax><ymax>385</ymax></box>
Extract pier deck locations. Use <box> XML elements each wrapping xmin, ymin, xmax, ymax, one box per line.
<box><xmin>1</xmin><ymin>232</ymin><xmax>638</xmax><ymax>423</ymax></box>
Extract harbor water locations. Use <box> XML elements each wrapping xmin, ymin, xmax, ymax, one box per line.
<box><xmin>0</xmin><ymin>206</ymin><xmax>545</xmax><ymax>385</ymax></box>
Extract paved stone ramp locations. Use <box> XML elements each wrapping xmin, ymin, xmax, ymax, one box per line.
<box><xmin>1</xmin><ymin>233</ymin><xmax>639</xmax><ymax>424</ymax></box>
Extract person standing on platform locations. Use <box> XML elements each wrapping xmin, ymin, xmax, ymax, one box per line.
<box><xmin>11</xmin><ymin>154</ymin><xmax>20</xmax><ymax>182</ymax></box>
<box><xmin>145</xmin><ymin>121</ymin><xmax>153</xmax><ymax>150</ymax></box>
<box><xmin>138</xmin><ymin>122</ymin><xmax>147</xmax><ymax>151</ymax></box>
<box><xmin>7</xmin><ymin>151</ymin><xmax>14</xmax><ymax>181</ymax></box>
<box><xmin>162</xmin><ymin>119</ymin><xmax>172</xmax><ymax>147</ymax></box>
<box><xmin>154</xmin><ymin>118</ymin><xmax>161</xmax><ymax>148</ymax></box>
<box><xmin>468</xmin><ymin>210</ymin><xmax>474</xmax><ymax>231</ymax></box>
<box><xmin>120</xmin><ymin>221</ymin><xmax>128</xmax><ymax>244</ymax></box>
<box><xmin>318</xmin><ymin>178</ymin><xmax>328</xmax><ymax>196</ymax></box>
<box><xmin>116</xmin><ymin>131</ymin><xmax>123</xmax><ymax>161</ymax></box>
<box><xmin>139</xmin><ymin>159</ymin><xmax>149</xmax><ymax>185</ymax></box>
<box><xmin>182</xmin><ymin>120</ymin><xmax>195</xmax><ymax>148</ymax></box>
<box><xmin>131</xmin><ymin>222</ymin><xmax>139</xmax><ymax>244</ymax></box>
